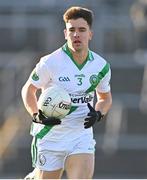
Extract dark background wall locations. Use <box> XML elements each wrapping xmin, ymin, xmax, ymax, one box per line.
<box><xmin>0</xmin><ymin>0</ymin><xmax>147</xmax><ymax>178</ymax></box>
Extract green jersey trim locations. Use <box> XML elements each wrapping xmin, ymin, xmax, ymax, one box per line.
<box><xmin>68</xmin><ymin>106</ymin><xmax>78</xmax><ymax>115</ymax></box>
<box><xmin>86</xmin><ymin>63</ymin><xmax>110</xmax><ymax>93</ymax></box>
<box><xmin>36</xmin><ymin>125</ymin><xmax>53</xmax><ymax>139</ymax></box>
<box><xmin>62</xmin><ymin>43</ymin><xmax>94</xmax><ymax>70</ymax></box>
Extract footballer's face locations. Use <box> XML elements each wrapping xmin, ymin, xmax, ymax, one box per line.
<box><xmin>64</xmin><ymin>18</ymin><xmax>93</xmax><ymax>52</ymax></box>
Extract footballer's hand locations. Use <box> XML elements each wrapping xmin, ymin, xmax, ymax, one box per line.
<box><xmin>84</xmin><ymin>103</ymin><xmax>104</xmax><ymax>129</ymax></box>
<box><xmin>33</xmin><ymin>109</ymin><xmax>61</xmax><ymax>126</ymax></box>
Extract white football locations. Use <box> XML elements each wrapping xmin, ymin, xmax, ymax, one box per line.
<box><xmin>38</xmin><ymin>85</ymin><xmax>71</xmax><ymax>119</ymax></box>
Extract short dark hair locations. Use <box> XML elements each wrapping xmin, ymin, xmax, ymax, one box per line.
<box><xmin>63</xmin><ymin>6</ymin><xmax>94</xmax><ymax>28</ymax></box>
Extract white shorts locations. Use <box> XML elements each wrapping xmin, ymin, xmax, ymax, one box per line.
<box><xmin>31</xmin><ymin>134</ymin><xmax>96</xmax><ymax>171</ymax></box>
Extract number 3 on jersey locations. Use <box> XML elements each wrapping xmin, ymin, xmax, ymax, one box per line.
<box><xmin>77</xmin><ymin>77</ymin><xmax>83</xmax><ymax>86</ymax></box>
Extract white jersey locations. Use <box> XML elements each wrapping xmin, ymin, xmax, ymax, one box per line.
<box><xmin>29</xmin><ymin>44</ymin><xmax>111</xmax><ymax>141</ymax></box>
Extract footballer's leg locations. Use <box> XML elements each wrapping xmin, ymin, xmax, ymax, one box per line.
<box><xmin>35</xmin><ymin>168</ymin><xmax>64</xmax><ymax>179</ymax></box>
<box><xmin>65</xmin><ymin>134</ymin><xmax>96</xmax><ymax>179</ymax></box>
<box><xmin>24</xmin><ymin>169</ymin><xmax>36</xmax><ymax>179</ymax></box>
<box><xmin>30</xmin><ymin>137</ymin><xmax>65</xmax><ymax>179</ymax></box>
<box><xmin>65</xmin><ymin>153</ymin><xmax>95</xmax><ymax>179</ymax></box>
<box><xmin>24</xmin><ymin>168</ymin><xmax>63</xmax><ymax>179</ymax></box>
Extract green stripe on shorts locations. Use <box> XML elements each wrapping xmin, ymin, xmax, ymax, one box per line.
<box><xmin>31</xmin><ymin>137</ymin><xmax>38</xmax><ymax>167</ymax></box>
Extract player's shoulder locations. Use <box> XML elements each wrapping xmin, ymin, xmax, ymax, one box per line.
<box><xmin>40</xmin><ymin>47</ymin><xmax>63</xmax><ymax>63</ymax></box>
<box><xmin>91</xmin><ymin>50</ymin><xmax>111</xmax><ymax>72</ymax></box>
<box><xmin>91</xmin><ymin>51</ymin><xmax>108</xmax><ymax>65</ymax></box>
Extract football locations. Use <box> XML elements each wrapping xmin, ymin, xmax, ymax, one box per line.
<box><xmin>37</xmin><ymin>85</ymin><xmax>71</xmax><ymax>119</ymax></box>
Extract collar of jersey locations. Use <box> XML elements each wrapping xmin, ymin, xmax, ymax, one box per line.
<box><xmin>62</xmin><ymin>43</ymin><xmax>94</xmax><ymax>70</ymax></box>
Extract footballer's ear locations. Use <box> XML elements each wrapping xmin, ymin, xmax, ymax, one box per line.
<box><xmin>89</xmin><ymin>30</ymin><xmax>93</xmax><ymax>40</ymax></box>
<box><xmin>64</xmin><ymin>29</ymin><xmax>67</xmax><ymax>40</ymax></box>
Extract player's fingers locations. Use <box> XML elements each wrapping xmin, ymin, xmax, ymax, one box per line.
<box><xmin>39</xmin><ymin>109</ymin><xmax>43</xmax><ymax>115</ymax></box>
<box><xmin>84</xmin><ymin>117</ymin><xmax>90</xmax><ymax>122</ymax></box>
<box><xmin>84</xmin><ymin>122</ymin><xmax>91</xmax><ymax>128</ymax></box>
<box><xmin>84</xmin><ymin>121</ymin><xmax>89</xmax><ymax>126</ymax></box>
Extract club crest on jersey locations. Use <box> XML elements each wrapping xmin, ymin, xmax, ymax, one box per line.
<box><xmin>59</xmin><ymin>76</ymin><xmax>70</xmax><ymax>82</ymax></box>
<box><xmin>38</xmin><ymin>154</ymin><xmax>46</xmax><ymax>166</ymax></box>
<box><xmin>32</xmin><ymin>71</ymin><xmax>39</xmax><ymax>81</ymax></box>
<box><xmin>89</xmin><ymin>74</ymin><xmax>99</xmax><ymax>86</ymax></box>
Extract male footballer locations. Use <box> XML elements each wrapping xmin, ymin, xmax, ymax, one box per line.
<box><xmin>22</xmin><ymin>6</ymin><xmax>112</xmax><ymax>179</ymax></box>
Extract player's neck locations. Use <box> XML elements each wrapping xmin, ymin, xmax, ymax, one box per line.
<box><xmin>71</xmin><ymin>49</ymin><xmax>88</xmax><ymax>64</ymax></box>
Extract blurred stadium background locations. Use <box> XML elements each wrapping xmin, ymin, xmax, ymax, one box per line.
<box><xmin>0</xmin><ymin>0</ymin><xmax>147</xmax><ymax>178</ymax></box>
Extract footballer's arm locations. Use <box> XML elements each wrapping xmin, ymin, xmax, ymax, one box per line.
<box><xmin>21</xmin><ymin>80</ymin><xmax>39</xmax><ymax>116</ymax></box>
<box><xmin>95</xmin><ymin>91</ymin><xmax>112</xmax><ymax>116</ymax></box>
